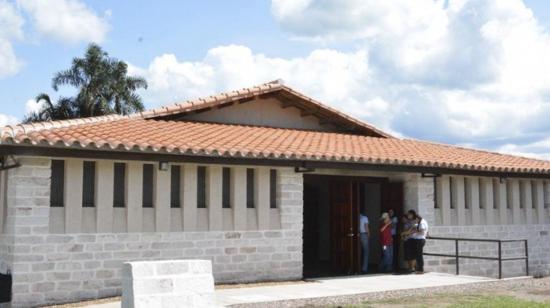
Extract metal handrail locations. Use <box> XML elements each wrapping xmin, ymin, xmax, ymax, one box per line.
<box><xmin>423</xmin><ymin>236</ymin><xmax>528</xmax><ymax>279</ymax></box>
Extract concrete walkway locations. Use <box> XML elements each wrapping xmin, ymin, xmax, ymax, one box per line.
<box><xmin>83</xmin><ymin>272</ymin><xmax>494</xmax><ymax>307</ymax></box>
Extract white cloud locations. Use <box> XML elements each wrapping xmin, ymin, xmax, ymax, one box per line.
<box><xmin>25</xmin><ymin>98</ymin><xmax>44</xmax><ymax>114</ymax></box>
<box><xmin>0</xmin><ymin>113</ymin><xmax>19</xmax><ymax>126</ymax></box>
<box><xmin>130</xmin><ymin>0</ymin><xmax>550</xmax><ymax>158</ymax></box>
<box><xmin>17</xmin><ymin>0</ymin><xmax>110</xmax><ymax>44</ymax></box>
<box><xmin>0</xmin><ymin>0</ymin><xmax>24</xmax><ymax>78</ymax></box>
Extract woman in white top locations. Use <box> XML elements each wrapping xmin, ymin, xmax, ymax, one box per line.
<box><xmin>409</xmin><ymin>211</ymin><xmax>429</xmax><ymax>274</ymax></box>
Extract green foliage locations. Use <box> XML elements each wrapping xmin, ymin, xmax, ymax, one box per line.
<box><xmin>24</xmin><ymin>43</ymin><xmax>148</xmax><ymax>123</ymax></box>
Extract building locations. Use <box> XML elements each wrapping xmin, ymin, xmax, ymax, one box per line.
<box><xmin>0</xmin><ymin>80</ymin><xmax>549</xmax><ymax>307</ymax></box>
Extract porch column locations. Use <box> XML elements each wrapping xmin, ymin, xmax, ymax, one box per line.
<box><xmin>452</xmin><ymin>176</ymin><xmax>466</xmax><ymax>226</ymax></box>
<box><xmin>510</xmin><ymin>179</ymin><xmax>521</xmax><ymax>224</ymax></box>
<box><xmin>96</xmin><ymin>160</ymin><xmax>114</xmax><ymax>233</ymax></box>
<box><xmin>155</xmin><ymin>166</ymin><xmax>171</xmax><ymax>232</ymax></box>
<box><xmin>232</xmin><ymin>167</ymin><xmax>247</xmax><ymax>231</ymax></box>
<box><xmin>437</xmin><ymin>175</ymin><xmax>451</xmax><ymax>225</ymax></box>
<box><xmin>207</xmin><ymin>165</ymin><xmax>223</xmax><ymax>231</ymax></box>
<box><xmin>521</xmin><ymin>180</ymin><xmax>533</xmax><ymax>225</ymax></box>
<box><xmin>496</xmin><ymin>180</ymin><xmax>508</xmax><ymax>224</ymax></box>
<box><xmin>126</xmin><ymin>162</ymin><xmax>143</xmax><ymax>232</ymax></box>
<box><xmin>65</xmin><ymin>159</ymin><xmax>83</xmax><ymax>233</ymax></box>
<box><xmin>467</xmin><ymin>177</ymin><xmax>480</xmax><ymax>225</ymax></box>
<box><xmin>534</xmin><ymin>180</ymin><xmax>545</xmax><ymax>224</ymax></box>
<box><xmin>480</xmin><ymin>178</ymin><xmax>494</xmax><ymax>225</ymax></box>
<box><xmin>256</xmin><ymin>167</ymin><xmax>271</xmax><ymax>230</ymax></box>
<box><xmin>183</xmin><ymin>164</ymin><xmax>198</xmax><ymax>231</ymax></box>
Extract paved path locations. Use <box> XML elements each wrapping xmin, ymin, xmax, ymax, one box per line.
<box><xmin>84</xmin><ymin>272</ymin><xmax>494</xmax><ymax>307</ymax></box>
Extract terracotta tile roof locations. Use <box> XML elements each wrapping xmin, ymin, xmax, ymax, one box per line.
<box><xmin>2</xmin><ymin>117</ymin><xmax>550</xmax><ymax>175</ymax></box>
<box><xmin>1</xmin><ymin>80</ymin><xmax>390</xmax><ymax>139</ymax></box>
<box><xmin>2</xmin><ymin>81</ymin><xmax>550</xmax><ymax>175</ymax></box>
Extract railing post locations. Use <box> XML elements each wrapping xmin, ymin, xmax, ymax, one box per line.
<box><xmin>498</xmin><ymin>241</ymin><xmax>502</xmax><ymax>279</ymax></box>
<box><xmin>524</xmin><ymin>240</ymin><xmax>529</xmax><ymax>277</ymax></box>
<box><xmin>455</xmin><ymin>239</ymin><xmax>459</xmax><ymax>275</ymax></box>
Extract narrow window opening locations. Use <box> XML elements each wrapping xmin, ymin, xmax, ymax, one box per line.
<box><xmin>270</xmin><ymin>169</ymin><xmax>277</xmax><ymax>209</ymax></box>
<box><xmin>50</xmin><ymin>160</ymin><xmax>65</xmax><ymax>207</ymax></box>
<box><xmin>449</xmin><ymin>177</ymin><xmax>454</xmax><ymax>209</ymax></box>
<box><xmin>478</xmin><ymin>179</ymin><xmax>484</xmax><ymax>209</ymax></box>
<box><xmin>222</xmin><ymin>167</ymin><xmax>231</xmax><ymax>209</ymax></box>
<box><xmin>464</xmin><ymin>178</ymin><xmax>470</xmax><ymax>209</ymax></box>
<box><xmin>246</xmin><ymin>168</ymin><xmax>255</xmax><ymax>209</ymax></box>
<box><xmin>197</xmin><ymin>166</ymin><xmax>206</xmax><ymax>208</ymax></box>
<box><xmin>492</xmin><ymin>178</ymin><xmax>499</xmax><ymax>209</ymax></box>
<box><xmin>171</xmin><ymin>166</ymin><xmax>181</xmax><ymax>208</ymax></box>
<box><xmin>113</xmin><ymin>163</ymin><xmax>126</xmax><ymax>208</ymax></box>
<box><xmin>82</xmin><ymin>161</ymin><xmax>96</xmax><ymax>207</ymax></box>
<box><xmin>142</xmin><ymin>164</ymin><xmax>154</xmax><ymax>208</ymax></box>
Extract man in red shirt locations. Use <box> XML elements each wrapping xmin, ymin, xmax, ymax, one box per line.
<box><xmin>379</xmin><ymin>212</ymin><xmax>394</xmax><ymax>273</ymax></box>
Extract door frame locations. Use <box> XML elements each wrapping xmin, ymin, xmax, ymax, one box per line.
<box><xmin>303</xmin><ymin>174</ymin><xmax>392</xmax><ymax>277</ymax></box>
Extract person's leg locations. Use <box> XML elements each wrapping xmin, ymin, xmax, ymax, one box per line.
<box><xmin>387</xmin><ymin>245</ymin><xmax>394</xmax><ymax>272</ymax></box>
<box><xmin>416</xmin><ymin>239</ymin><xmax>426</xmax><ymax>272</ymax></box>
<box><xmin>360</xmin><ymin>234</ymin><xmax>369</xmax><ymax>273</ymax></box>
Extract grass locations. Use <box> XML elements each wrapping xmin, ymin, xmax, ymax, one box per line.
<box><xmin>345</xmin><ymin>293</ymin><xmax>550</xmax><ymax>308</ymax></box>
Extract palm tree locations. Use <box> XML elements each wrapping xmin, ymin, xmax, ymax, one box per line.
<box><xmin>23</xmin><ymin>94</ymin><xmax>75</xmax><ymax>123</ymax></box>
<box><xmin>24</xmin><ymin>44</ymin><xmax>147</xmax><ymax>123</ymax></box>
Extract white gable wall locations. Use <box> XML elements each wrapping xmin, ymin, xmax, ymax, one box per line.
<box><xmin>182</xmin><ymin>97</ymin><xmax>338</xmax><ymax>131</ymax></box>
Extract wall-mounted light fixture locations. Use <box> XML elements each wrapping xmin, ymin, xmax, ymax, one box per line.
<box><xmin>159</xmin><ymin>161</ymin><xmax>169</xmax><ymax>171</ymax></box>
<box><xmin>421</xmin><ymin>172</ymin><xmax>441</xmax><ymax>178</ymax></box>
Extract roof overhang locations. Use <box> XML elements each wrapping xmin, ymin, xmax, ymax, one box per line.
<box><xmin>3</xmin><ymin>144</ymin><xmax>550</xmax><ymax>179</ymax></box>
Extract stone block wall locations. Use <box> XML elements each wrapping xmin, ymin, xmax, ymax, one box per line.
<box><xmin>122</xmin><ymin>260</ymin><xmax>216</xmax><ymax>308</ymax></box>
<box><xmin>425</xmin><ymin>225</ymin><xmax>550</xmax><ymax>278</ymax></box>
<box><xmin>1</xmin><ymin>157</ymin><xmax>304</xmax><ymax>307</ymax></box>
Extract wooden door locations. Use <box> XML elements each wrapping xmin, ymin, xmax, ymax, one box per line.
<box><xmin>381</xmin><ymin>183</ymin><xmax>404</xmax><ymax>217</ymax></box>
<box><xmin>329</xmin><ymin>179</ymin><xmax>355</xmax><ymax>275</ymax></box>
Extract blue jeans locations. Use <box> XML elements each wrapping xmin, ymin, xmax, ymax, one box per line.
<box><xmin>360</xmin><ymin>233</ymin><xmax>369</xmax><ymax>273</ymax></box>
<box><xmin>379</xmin><ymin>244</ymin><xmax>394</xmax><ymax>272</ymax></box>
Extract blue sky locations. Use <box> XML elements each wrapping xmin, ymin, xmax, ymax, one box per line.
<box><xmin>2</xmin><ymin>0</ymin><xmax>550</xmax><ymax>158</ymax></box>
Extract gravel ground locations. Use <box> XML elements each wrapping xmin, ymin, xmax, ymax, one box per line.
<box><xmin>230</xmin><ymin>276</ymin><xmax>550</xmax><ymax>308</ymax></box>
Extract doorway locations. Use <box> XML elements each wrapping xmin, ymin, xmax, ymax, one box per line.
<box><xmin>302</xmin><ymin>174</ymin><xmax>403</xmax><ymax>278</ymax></box>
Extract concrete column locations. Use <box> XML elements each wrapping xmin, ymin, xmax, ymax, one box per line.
<box><xmin>0</xmin><ymin>171</ymin><xmax>5</xmax><ymax>232</ymax></box>
<box><xmin>126</xmin><ymin>162</ymin><xmax>143</xmax><ymax>232</ymax></box>
<box><xmin>437</xmin><ymin>176</ymin><xmax>451</xmax><ymax>225</ymax></box>
<box><xmin>480</xmin><ymin>178</ymin><xmax>494</xmax><ymax>225</ymax></box>
<box><xmin>96</xmin><ymin>161</ymin><xmax>114</xmax><ymax>233</ymax></box>
<box><xmin>5</xmin><ymin>157</ymin><xmax>51</xmax><ymax>307</ymax></box>
<box><xmin>65</xmin><ymin>159</ymin><xmax>83</xmax><ymax>233</ymax></box>
<box><xmin>207</xmin><ymin>165</ymin><xmax>223</xmax><ymax>231</ymax></box>
<box><xmin>467</xmin><ymin>177</ymin><xmax>480</xmax><ymax>225</ymax></box>
<box><xmin>232</xmin><ymin>167</ymin><xmax>247</xmax><ymax>231</ymax></box>
<box><xmin>452</xmin><ymin>176</ymin><xmax>466</xmax><ymax>225</ymax></box>
<box><xmin>183</xmin><ymin>164</ymin><xmax>197</xmax><ymax>231</ymax></box>
<box><xmin>534</xmin><ymin>180</ymin><xmax>545</xmax><ymax>224</ymax></box>
<box><xmin>496</xmin><ymin>180</ymin><xmax>508</xmax><ymax>224</ymax></box>
<box><xmin>522</xmin><ymin>180</ymin><xmax>533</xmax><ymax>225</ymax></box>
<box><xmin>155</xmin><ymin>167</ymin><xmax>170</xmax><ymax>232</ymax></box>
<box><xmin>256</xmin><ymin>167</ymin><xmax>270</xmax><ymax>230</ymax></box>
<box><xmin>510</xmin><ymin>179</ymin><xmax>521</xmax><ymax>224</ymax></box>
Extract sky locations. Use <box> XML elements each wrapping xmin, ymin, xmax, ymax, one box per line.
<box><xmin>2</xmin><ymin>0</ymin><xmax>550</xmax><ymax>159</ymax></box>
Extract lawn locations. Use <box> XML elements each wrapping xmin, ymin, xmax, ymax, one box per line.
<box><xmin>346</xmin><ymin>293</ymin><xmax>550</xmax><ymax>308</ymax></box>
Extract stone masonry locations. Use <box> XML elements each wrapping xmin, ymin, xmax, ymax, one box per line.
<box><xmin>0</xmin><ymin>157</ymin><xmax>304</xmax><ymax>307</ymax></box>
<box><xmin>403</xmin><ymin>173</ymin><xmax>550</xmax><ymax>278</ymax></box>
<box><xmin>122</xmin><ymin>260</ymin><xmax>217</xmax><ymax>308</ymax></box>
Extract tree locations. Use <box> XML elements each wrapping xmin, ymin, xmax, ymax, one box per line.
<box><xmin>24</xmin><ymin>44</ymin><xmax>148</xmax><ymax>123</ymax></box>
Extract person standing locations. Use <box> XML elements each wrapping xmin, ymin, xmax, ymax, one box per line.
<box><xmin>401</xmin><ymin>212</ymin><xmax>415</xmax><ymax>273</ymax></box>
<box><xmin>410</xmin><ymin>213</ymin><xmax>429</xmax><ymax>274</ymax></box>
<box><xmin>359</xmin><ymin>211</ymin><xmax>370</xmax><ymax>274</ymax></box>
<box><xmin>388</xmin><ymin>209</ymin><xmax>399</xmax><ymax>269</ymax></box>
<box><xmin>379</xmin><ymin>212</ymin><xmax>394</xmax><ymax>273</ymax></box>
